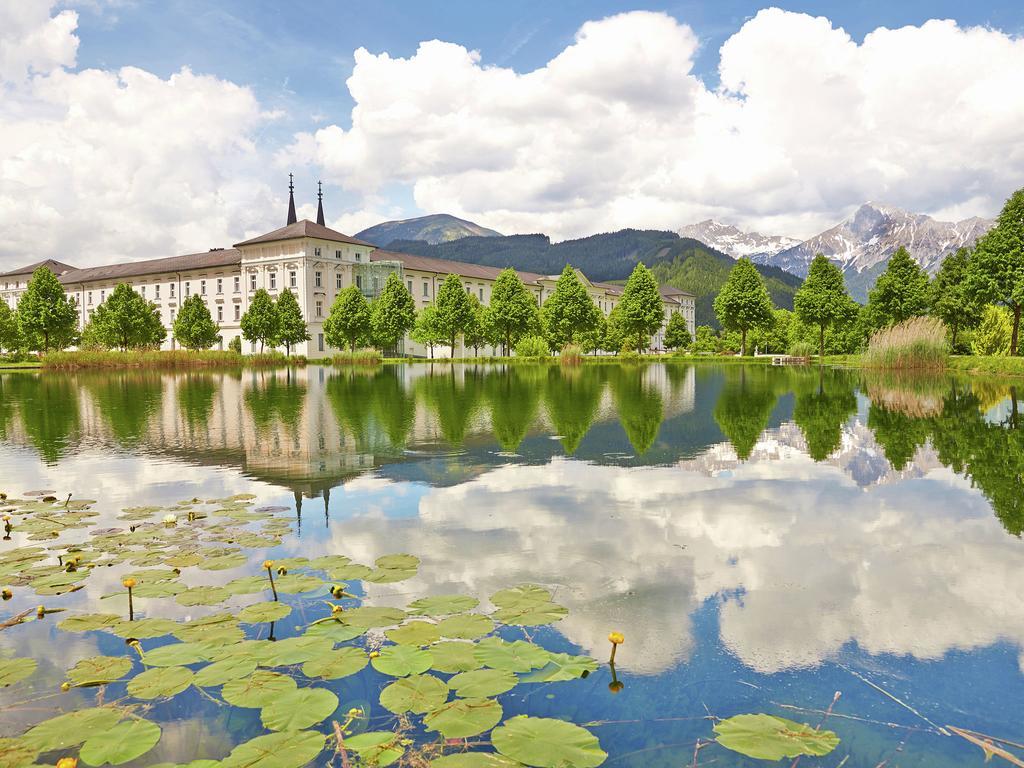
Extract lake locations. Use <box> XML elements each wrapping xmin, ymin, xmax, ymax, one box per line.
<box><xmin>1</xmin><ymin>362</ymin><xmax>1022</xmax><ymax>767</ymax></box>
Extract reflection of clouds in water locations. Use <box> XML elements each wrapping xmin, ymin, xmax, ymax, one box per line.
<box><xmin>291</xmin><ymin>451</ymin><xmax>1024</xmax><ymax>677</ymax></box>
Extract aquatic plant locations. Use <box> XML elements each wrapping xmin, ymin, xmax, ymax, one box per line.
<box><xmin>862</xmin><ymin>316</ymin><xmax>948</xmax><ymax>370</ymax></box>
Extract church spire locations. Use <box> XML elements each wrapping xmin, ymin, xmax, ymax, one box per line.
<box><xmin>316</xmin><ymin>180</ymin><xmax>325</xmax><ymax>226</ymax></box>
<box><xmin>287</xmin><ymin>173</ymin><xmax>297</xmax><ymax>225</ymax></box>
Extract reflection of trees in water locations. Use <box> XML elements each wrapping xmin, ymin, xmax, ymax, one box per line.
<box><xmin>2</xmin><ymin>374</ymin><xmax>80</xmax><ymax>463</ymax></box>
<box><xmin>792</xmin><ymin>369</ymin><xmax>858</xmax><ymax>461</ymax></box>
<box><xmin>483</xmin><ymin>366</ymin><xmax>543</xmax><ymax>452</ymax></box>
<box><xmin>369</xmin><ymin>368</ymin><xmax>417</xmax><ymax>451</ymax></box>
<box><xmin>415</xmin><ymin>366</ymin><xmax>485</xmax><ymax>447</ymax></box>
<box><xmin>83</xmin><ymin>372</ymin><xmax>164</xmax><ymax>448</ymax></box>
<box><xmin>326</xmin><ymin>368</ymin><xmax>377</xmax><ymax>451</ymax></box>
<box><xmin>543</xmin><ymin>366</ymin><xmax>604</xmax><ymax>454</ymax></box>
<box><xmin>243</xmin><ymin>370</ymin><xmax>307</xmax><ymax>438</ymax></box>
<box><xmin>713</xmin><ymin>367</ymin><xmax>776</xmax><ymax>460</ymax></box>
<box><xmin>607</xmin><ymin>364</ymin><xmax>663</xmax><ymax>455</ymax></box>
<box><xmin>177</xmin><ymin>374</ymin><xmax>218</xmax><ymax>433</ymax></box>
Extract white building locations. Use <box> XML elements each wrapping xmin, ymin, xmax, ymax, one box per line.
<box><xmin>0</xmin><ymin>180</ymin><xmax>695</xmax><ymax>358</ymax></box>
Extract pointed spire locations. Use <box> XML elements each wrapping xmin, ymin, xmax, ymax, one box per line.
<box><xmin>287</xmin><ymin>173</ymin><xmax>297</xmax><ymax>225</ymax></box>
<box><xmin>316</xmin><ymin>180</ymin><xmax>325</xmax><ymax>226</ymax></box>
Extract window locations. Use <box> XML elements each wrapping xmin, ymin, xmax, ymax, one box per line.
<box><xmin>289</xmin><ymin>270</ymin><xmax>297</xmax><ymax>288</ymax></box>
<box><xmin>315</xmin><ymin>271</ymin><xmax>322</xmax><ymax>288</ymax></box>
<box><xmin>465</xmin><ymin>285</ymin><xmax>471</xmax><ymax>294</ymax></box>
<box><xmin>140</xmin><ymin>285</ymin><xmax>146</xmax><ymax>297</ymax></box>
<box><xmin>234</xmin><ymin>276</ymin><xmax>240</xmax><ymax>293</ymax></box>
<box><xmin>335</xmin><ymin>250</ymin><xmax>341</xmax><ymax>259</ymax></box>
<box><xmin>201</xmin><ymin>280</ymin><xmax>206</xmax><ymax>296</ymax></box>
<box><xmin>354</xmin><ymin>253</ymin><xmax>362</xmax><ymax>262</ymax></box>
<box><xmin>355</xmin><ymin>275</ymin><xmax>362</xmax><ymax>290</ymax></box>
<box><xmin>423</xmin><ymin>282</ymin><xmax>429</xmax><ymax>297</ymax></box>
<box><xmin>170</xmin><ymin>283</ymin><xmax>175</xmax><ymax>297</ymax></box>
<box><xmin>170</xmin><ymin>309</ymin><xmax>175</xmax><ymax>321</ymax></box>
<box><xmin>269</xmin><ymin>272</ymin><xmax>276</xmax><ymax>290</ymax></box>
<box><xmin>184</xmin><ymin>282</ymin><xmax>190</xmax><ymax>297</ymax></box>
<box><xmin>100</xmin><ymin>290</ymin><xmax>105</xmax><ymax>302</ymax></box>
<box><xmin>155</xmin><ymin>284</ymin><xmax>160</xmax><ymax>298</ymax></box>
<box><xmin>315</xmin><ymin>300</ymin><xmax>323</xmax><ymax>318</ymax></box>
<box><xmin>479</xmin><ymin>286</ymin><xmax>484</xmax><ymax>300</ymax></box>
<box><xmin>249</xmin><ymin>274</ymin><xmax>256</xmax><ymax>291</ymax></box>
<box><xmin>336</xmin><ymin>273</ymin><xmax>342</xmax><ymax>290</ymax></box>
<box><xmin>372</xmin><ymin>277</ymin><xmax>378</xmax><ymax>292</ymax></box>
<box><xmin>234</xmin><ymin>305</ymin><xmax>240</xmax><ymax>321</ymax></box>
<box><xmin>217</xmin><ymin>278</ymin><xmax>223</xmax><ymax>294</ymax></box>
<box><xmin>318</xmin><ymin>333</ymin><xmax>324</xmax><ymax>352</ymax></box>
<box><xmin>407</xmin><ymin>280</ymin><xmax>413</xmax><ymax>293</ymax></box>
<box><xmin>217</xmin><ymin>305</ymin><xmax>223</xmax><ymax>321</ymax></box>
<box><xmin>314</xmin><ymin>247</ymin><xmax>321</xmax><ymax>257</ymax></box>
<box><xmin>87</xmin><ymin>291</ymin><xmax>93</xmax><ymax>305</ymax></box>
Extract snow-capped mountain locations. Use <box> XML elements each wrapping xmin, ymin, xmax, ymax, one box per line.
<box><xmin>678</xmin><ymin>220</ymin><xmax>801</xmax><ymax>261</ymax></box>
<box><xmin>753</xmin><ymin>203</ymin><xmax>994</xmax><ymax>299</ymax></box>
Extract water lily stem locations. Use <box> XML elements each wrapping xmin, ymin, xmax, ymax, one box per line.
<box><xmin>266</xmin><ymin>566</ymin><xmax>278</xmax><ymax>601</ymax></box>
<box><xmin>127</xmin><ymin>587</ymin><xmax>134</xmax><ymax>621</ymax></box>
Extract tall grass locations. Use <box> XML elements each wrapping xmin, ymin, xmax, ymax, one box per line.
<box><xmin>559</xmin><ymin>344</ymin><xmax>583</xmax><ymax>366</ymax></box>
<box><xmin>329</xmin><ymin>348</ymin><xmax>382</xmax><ymax>366</ymax></box>
<box><xmin>41</xmin><ymin>350</ymin><xmax>304</xmax><ymax>370</ymax></box>
<box><xmin>862</xmin><ymin>317</ymin><xmax>948</xmax><ymax>371</ymax></box>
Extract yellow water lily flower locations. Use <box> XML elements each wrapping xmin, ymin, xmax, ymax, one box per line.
<box><xmin>608</xmin><ymin>632</ymin><xmax>624</xmax><ymax>644</ymax></box>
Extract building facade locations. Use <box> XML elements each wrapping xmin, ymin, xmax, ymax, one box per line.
<box><xmin>0</xmin><ymin>184</ymin><xmax>695</xmax><ymax>358</ymax></box>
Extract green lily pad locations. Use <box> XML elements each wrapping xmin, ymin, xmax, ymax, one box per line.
<box><xmin>304</xmin><ymin>619</ymin><xmax>366</xmax><ymax>643</ymax></box>
<box><xmin>239</xmin><ymin>601</ymin><xmax>292</xmax><ymax>623</ymax></box>
<box><xmin>408</xmin><ymin>595</ymin><xmax>480</xmax><ymax>616</ymax></box>
<box><xmin>273</xmin><ymin>574</ymin><xmax>323</xmax><ymax>593</ymax></box>
<box><xmin>712</xmin><ymin>713</ymin><xmax>840</xmax><ymax>760</ymax></box>
<box><xmin>58</xmin><ymin>613</ymin><xmax>121</xmax><ymax>632</ymax></box>
<box><xmin>260</xmin><ymin>687</ymin><xmax>339</xmax><ymax>731</ymax></box>
<box><xmin>0</xmin><ymin>737</ymin><xmax>39</xmax><ymax>768</ymax></box>
<box><xmin>132</xmin><ymin>581</ymin><xmax>185</xmax><ymax>598</ymax></box>
<box><xmin>0</xmin><ymin>657</ymin><xmax>37</xmax><ymax>687</ymax></box>
<box><xmin>430</xmin><ymin>755</ymin><xmax>522</xmax><ymax>768</ymax></box>
<box><xmin>430</xmin><ymin>641</ymin><xmax>482</xmax><ymax>673</ymax></box>
<box><xmin>174</xmin><ymin>613</ymin><xmax>244</xmax><ymax>644</ymax></box>
<box><xmin>109</xmin><ymin>618</ymin><xmax>179</xmax><ymax>639</ymax></box>
<box><xmin>21</xmin><ymin>707</ymin><xmax>123</xmax><ymax>751</ymax></box>
<box><xmin>474</xmin><ymin>638</ymin><xmax>550</xmax><ymax>672</ymax></box>
<box><xmin>492</xmin><ymin>716</ymin><xmax>606</xmax><ymax>768</ymax></box>
<box><xmin>175</xmin><ymin>585</ymin><xmax>231</xmax><ymax>606</ymax></box>
<box><xmin>343</xmin><ymin>732</ymin><xmax>404</xmax><ymax>767</ymax></box>
<box><xmin>193</xmin><ymin>656</ymin><xmax>258</xmax><ymax>687</ymax></box>
<box><xmin>375</xmin><ymin>553</ymin><xmax>420</xmax><ymax>570</ymax></box>
<box><xmin>328</xmin><ymin>564</ymin><xmax>373</xmax><ymax>581</ymax></box>
<box><xmin>371</xmin><ymin>645</ymin><xmax>433</xmax><ymax>677</ymax></box>
<box><xmin>438</xmin><ymin>614</ymin><xmax>494</xmax><ymax>640</ymax></box>
<box><xmin>222</xmin><ymin>670</ymin><xmax>297</xmax><ymax>708</ymax></box>
<box><xmin>141</xmin><ymin>642</ymin><xmax>211</xmax><ymax>667</ymax></box>
<box><xmin>520</xmin><ymin>653</ymin><xmax>597</xmax><ymax>683</ymax></box>
<box><xmin>424</xmin><ymin>697</ymin><xmax>503</xmax><ymax>739</ymax></box>
<box><xmin>494</xmin><ymin>602</ymin><xmax>568</xmax><ymax>626</ymax></box>
<box><xmin>379</xmin><ymin>673</ymin><xmax>449</xmax><ymax>714</ymax></box>
<box><xmin>386</xmin><ymin>620</ymin><xmax>441</xmax><ymax>646</ymax></box>
<box><xmin>128</xmin><ymin>665</ymin><xmax>194</xmax><ymax>699</ymax></box>
<box><xmin>449</xmin><ymin>668</ymin><xmax>517</xmax><ymax>698</ymax></box>
<box><xmin>300</xmin><ymin>647</ymin><xmax>368</xmax><ymax>679</ymax></box>
<box><xmin>221</xmin><ymin>730</ymin><xmax>326</xmax><ymax>768</ymax></box>
<box><xmin>67</xmin><ymin>656</ymin><xmax>132</xmax><ymax>686</ymax></box>
<box><xmin>340</xmin><ymin>606</ymin><xmax>407</xmax><ymax>629</ymax></box>
<box><xmin>224</xmin><ymin>575</ymin><xmax>270</xmax><ymax>595</ymax></box>
<box><xmin>197</xmin><ymin>552</ymin><xmax>248</xmax><ymax>570</ymax></box>
<box><xmin>258</xmin><ymin>636</ymin><xmax>334</xmax><ymax>666</ymax></box>
<box><xmin>490</xmin><ymin>585</ymin><xmax>552</xmax><ymax>610</ymax></box>
<box><xmin>80</xmin><ymin>718</ymin><xmax>161</xmax><ymax>766</ymax></box>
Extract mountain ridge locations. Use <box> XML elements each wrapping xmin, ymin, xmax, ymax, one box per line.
<box><xmin>355</xmin><ymin>213</ymin><xmax>502</xmax><ymax>246</ymax></box>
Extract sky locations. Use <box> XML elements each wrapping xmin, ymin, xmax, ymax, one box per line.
<box><xmin>1</xmin><ymin>0</ymin><xmax>1024</xmax><ymax>270</ymax></box>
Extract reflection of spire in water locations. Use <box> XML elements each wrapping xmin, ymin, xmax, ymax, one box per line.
<box><xmin>324</xmin><ymin>487</ymin><xmax>330</xmax><ymax>526</ymax></box>
<box><xmin>294</xmin><ymin>490</ymin><xmax>302</xmax><ymax>537</ymax></box>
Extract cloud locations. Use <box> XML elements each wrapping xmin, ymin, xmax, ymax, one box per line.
<box><xmin>0</xmin><ymin>1</ymin><xmax>281</xmax><ymax>271</ymax></box>
<box><xmin>287</xmin><ymin>9</ymin><xmax>1024</xmax><ymax>240</ymax></box>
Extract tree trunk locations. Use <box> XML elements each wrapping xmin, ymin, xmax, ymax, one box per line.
<box><xmin>1012</xmin><ymin>305</ymin><xmax>1021</xmax><ymax>356</ymax></box>
<box><xmin>741</xmin><ymin>328</ymin><xmax>747</xmax><ymax>357</ymax></box>
<box><xmin>950</xmin><ymin>322</ymin><xmax>958</xmax><ymax>351</ymax></box>
<box><xmin>819</xmin><ymin>324</ymin><xmax>825</xmax><ymax>360</ymax></box>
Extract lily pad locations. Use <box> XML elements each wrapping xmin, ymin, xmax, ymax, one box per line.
<box><xmin>474</xmin><ymin>638</ymin><xmax>550</xmax><ymax>672</ymax></box>
<box><xmin>430</xmin><ymin>755</ymin><xmax>522</xmax><ymax>768</ymax></box>
<box><xmin>430</xmin><ymin>641</ymin><xmax>483</xmax><ymax>674</ymax></box>
<box><xmin>379</xmin><ymin>673</ymin><xmax>449</xmax><ymax>714</ymax></box>
<box><xmin>21</xmin><ymin>707</ymin><xmax>123</xmax><ymax>751</ymax></box>
<box><xmin>344</xmin><ymin>732</ymin><xmax>404</xmax><ymax>767</ymax></box>
<box><xmin>260</xmin><ymin>687</ymin><xmax>339</xmax><ymax>731</ymax></box>
<box><xmin>371</xmin><ymin>645</ymin><xmax>433</xmax><ymax>677</ymax></box>
<box><xmin>273</xmin><ymin>574</ymin><xmax>323</xmax><ymax>593</ymax></box>
<box><xmin>58</xmin><ymin>613</ymin><xmax>121</xmax><ymax>632</ymax></box>
<box><xmin>494</xmin><ymin>602</ymin><xmax>568</xmax><ymax>626</ymax></box>
<box><xmin>300</xmin><ymin>647</ymin><xmax>368</xmax><ymax>680</ymax></box>
<box><xmin>141</xmin><ymin>641</ymin><xmax>211</xmax><ymax>667</ymax></box>
<box><xmin>197</xmin><ymin>552</ymin><xmax>248</xmax><ymax>570</ymax></box>
<box><xmin>491</xmin><ymin>716</ymin><xmax>606</xmax><ymax>768</ymax></box>
<box><xmin>193</xmin><ymin>656</ymin><xmax>258</xmax><ymax>687</ymax></box>
<box><xmin>110</xmin><ymin>618</ymin><xmax>179</xmax><ymax>639</ymax></box>
<box><xmin>239</xmin><ymin>601</ymin><xmax>292</xmax><ymax>623</ymax></box>
<box><xmin>386</xmin><ymin>620</ymin><xmax>441</xmax><ymax>646</ymax></box>
<box><xmin>375</xmin><ymin>553</ymin><xmax>420</xmax><ymax>570</ymax></box>
<box><xmin>80</xmin><ymin>718</ymin><xmax>161</xmax><ymax>766</ymax></box>
<box><xmin>408</xmin><ymin>595</ymin><xmax>479</xmax><ymax>616</ymax></box>
<box><xmin>67</xmin><ymin>656</ymin><xmax>132</xmax><ymax>686</ymax></box>
<box><xmin>340</xmin><ymin>606</ymin><xmax>406</xmax><ymax>629</ymax></box>
<box><xmin>0</xmin><ymin>657</ymin><xmax>37</xmax><ymax>687</ymax></box>
<box><xmin>490</xmin><ymin>585</ymin><xmax>552</xmax><ymax>610</ymax></box>
<box><xmin>221</xmin><ymin>730</ymin><xmax>326</xmax><ymax>768</ymax></box>
<box><xmin>222</xmin><ymin>670</ymin><xmax>297</xmax><ymax>708</ymax></box>
<box><xmin>712</xmin><ymin>713</ymin><xmax>840</xmax><ymax>761</ymax></box>
<box><xmin>520</xmin><ymin>653</ymin><xmax>597</xmax><ymax>683</ymax></box>
<box><xmin>176</xmin><ymin>585</ymin><xmax>231</xmax><ymax>606</ymax></box>
<box><xmin>304</xmin><ymin>619</ymin><xmax>366</xmax><ymax>643</ymax></box>
<box><xmin>449</xmin><ymin>668</ymin><xmax>517</xmax><ymax>698</ymax></box>
<box><xmin>258</xmin><ymin>636</ymin><xmax>334</xmax><ymax>666</ymax></box>
<box><xmin>127</xmin><ymin>666</ymin><xmax>194</xmax><ymax>699</ymax></box>
<box><xmin>438</xmin><ymin>614</ymin><xmax>494</xmax><ymax>640</ymax></box>
<box><xmin>424</xmin><ymin>697</ymin><xmax>503</xmax><ymax>739</ymax></box>
<box><xmin>0</xmin><ymin>737</ymin><xmax>39</xmax><ymax>768</ymax></box>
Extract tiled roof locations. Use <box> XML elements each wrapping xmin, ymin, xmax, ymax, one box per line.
<box><xmin>234</xmin><ymin>219</ymin><xmax>374</xmax><ymax>248</ymax></box>
<box><xmin>59</xmin><ymin>249</ymin><xmax>241</xmax><ymax>285</ymax></box>
<box><xmin>371</xmin><ymin>250</ymin><xmax>546</xmax><ymax>285</ymax></box>
<box><xmin>0</xmin><ymin>259</ymin><xmax>78</xmax><ymax>279</ymax></box>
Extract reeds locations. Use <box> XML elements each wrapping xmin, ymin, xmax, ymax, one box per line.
<box><xmin>329</xmin><ymin>349</ymin><xmax>382</xmax><ymax>366</ymax></box>
<box><xmin>41</xmin><ymin>350</ymin><xmax>304</xmax><ymax>370</ymax></box>
<box><xmin>862</xmin><ymin>317</ymin><xmax>948</xmax><ymax>371</ymax></box>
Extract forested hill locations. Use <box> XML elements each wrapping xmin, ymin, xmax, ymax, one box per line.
<box><xmin>389</xmin><ymin>229</ymin><xmax>803</xmax><ymax>327</ymax></box>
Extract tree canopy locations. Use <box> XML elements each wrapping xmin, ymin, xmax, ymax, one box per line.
<box><xmin>411</xmin><ymin>304</ymin><xmax>444</xmax><ymax>358</ymax></box>
<box><xmin>968</xmin><ymin>188</ymin><xmax>1024</xmax><ymax>355</ymax></box>
<box><xmin>324</xmin><ymin>286</ymin><xmax>371</xmax><ymax>352</ymax></box>
<box><xmin>89</xmin><ymin>283</ymin><xmax>166</xmax><ymax>351</ymax></box>
<box><xmin>434</xmin><ymin>273</ymin><xmax>475</xmax><ymax>355</ymax></box>
<box><xmin>793</xmin><ymin>254</ymin><xmax>854</xmax><ymax>357</ymax></box>
<box><xmin>615</xmin><ymin>262</ymin><xmax>664</xmax><ymax>353</ymax></box>
<box><xmin>663</xmin><ymin>312</ymin><xmax>692</xmax><ymax>351</ymax></box>
<box><xmin>0</xmin><ymin>301</ymin><xmax>23</xmax><ymax>354</ymax></box>
<box><xmin>17</xmin><ymin>266</ymin><xmax>79</xmax><ymax>352</ymax></box>
<box><xmin>930</xmin><ymin>248</ymin><xmax>982</xmax><ymax>350</ymax></box>
<box><xmin>713</xmin><ymin>258</ymin><xmax>774</xmax><ymax>355</ymax></box>
<box><xmin>370</xmin><ymin>273</ymin><xmax>415</xmax><ymax>354</ymax></box>
<box><xmin>541</xmin><ymin>265</ymin><xmax>602</xmax><ymax>350</ymax></box>
<box><xmin>275</xmin><ymin>289</ymin><xmax>310</xmax><ymax>355</ymax></box>
<box><xmin>240</xmin><ymin>289</ymin><xmax>279</xmax><ymax>353</ymax></box>
<box><xmin>484</xmin><ymin>268</ymin><xmax>541</xmax><ymax>355</ymax></box>
<box><xmin>173</xmin><ymin>294</ymin><xmax>220</xmax><ymax>350</ymax></box>
<box><xmin>866</xmin><ymin>246</ymin><xmax>930</xmax><ymax>329</ymax></box>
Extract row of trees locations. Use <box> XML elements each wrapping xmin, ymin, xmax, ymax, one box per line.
<box><xmin>704</xmin><ymin>187</ymin><xmax>1024</xmax><ymax>357</ymax></box>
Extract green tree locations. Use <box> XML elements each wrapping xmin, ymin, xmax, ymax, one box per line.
<box><xmin>275</xmin><ymin>289</ymin><xmax>310</xmax><ymax>355</ymax></box>
<box><xmin>369</xmin><ymin>273</ymin><xmax>415</xmax><ymax>355</ymax></box>
<box><xmin>793</xmin><ymin>370</ymin><xmax>857</xmax><ymax>461</ymax></box>
<box><xmin>240</xmin><ymin>289</ymin><xmax>279</xmax><ymax>353</ymax></box>
<box><xmin>462</xmin><ymin>293</ymin><xmax>489</xmax><ymax>356</ymax></box>
<box><xmin>968</xmin><ymin>189</ymin><xmax>1024</xmax><ymax>355</ymax></box>
<box><xmin>713</xmin><ymin>258</ymin><xmax>774</xmax><ymax>355</ymax></box>
<box><xmin>411</xmin><ymin>304</ymin><xmax>444</xmax><ymax>358</ymax></box>
<box><xmin>17</xmin><ymin>266</ymin><xmax>78</xmax><ymax>352</ymax></box>
<box><xmin>434</xmin><ymin>273</ymin><xmax>474</xmax><ymax>355</ymax></box>
<box><xmin>544</xmin><ymin>366</ymin><xmax>603</xmax><ymax>453</ymax></box>
<box><xmin>324</xmin><ymin>286</ymin><xmax>370</xmax><ymax>353</ymax></box>
<box><xmin>607</xmin><ymin>364</ymin><xmax>663</xmax><ymax>454</ymax></box>
<box><xmin>88</xmin><ymin>283</ymin><xmax>166</xmax><ymax>351</ymax></box>
<box><xmin>713</xmin><ymin>368</ymin><xmax>777</xmax><ymax>459</ymax></box>
<box><xmin>929</xmin><ymin>248</ymin><xmax>982</xmax><ymax>351</ymax></box>
<box><xmin>663</xmin><ymin>312</ymin><xmax>692</xmax><ymax>351</ymax></box>
<box><xmin>616</xmin><ymin>262</ymin><xmax>664</xmax><ymax>353</ymax></box>
<box><xmin>484</xmin><ymin>367</ymin><xmax>542</xmax><ymax>451</ymax></box>
<box><xmin>866</xmin><ymin>247</ymin><xmax>930</xmax><ymax>329</ymax></box>
<box><xmin>541</xmin><ymin>265</ymin><xmax>602</xmax><ymax>350</ymax></box>
<box><xmin>173</xmin><ymin>294</ymin><xmax>220</xmax><ymax>350</ymax></box>
<box><xmin>485</xmin><ymin>269</ymin><xmax>540</xmax><ymax>356</ymax></box>
<box><xmin>749</xmin><ymin>308</ymin><xmax>792</xmax><ymax>354</ymax></box>
<box><xmin>0</xmin><ymin>301</ymin><xmax>22</xmax><ymax>354</ymax></box>
<box><xmin>793</xmin><ymin>254</ymin><xmax>855</xmax><ymax>358</ymax></box>
<box><xmin>972</xmin><ymin>305</ymin><xmax>1012</xmax><ymax>356</ymax></box>
<box><xmin>692</xmin><ymin>325</ymin><xmax>719</xmax><ymax>354</ymax></box>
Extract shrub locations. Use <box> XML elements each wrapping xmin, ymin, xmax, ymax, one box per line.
<box><xmin>618</xmin><ymin>349</ymin><xmax>642</xmax><ymax>363</ymax></box>
<box><xmin>559</xmin><ymin>343</ymin><xmax>583</xmax><ymax>366</ymax></box>
<box><xmin>862</xmin><ymin>316</ymin><xmax>948</xmax><ymax>370</ymax></box>
<box><xmin>515</xmin><ymin>335</ymin><xmax>549</xmax><ymax>358</ymax></box>
<box><xmin>788</xmin><ymin>341</ymin><xmax>816</xmax><ymax>358</ymax></box>
<box><xmin>971</xmin><ymin>305</ymin><xmax>1012</xmax><ymax>356</ymax></box>
<box><xmin>228</xmin><ymin>336</ymin><xmax>242</xmax><ymax>354</ymax></box>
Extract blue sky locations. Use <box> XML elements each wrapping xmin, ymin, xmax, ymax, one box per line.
<box><xmin>2</xmin><ymin>1</ymin><xmax>1024</xmax><ymax>267</ymax></box>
